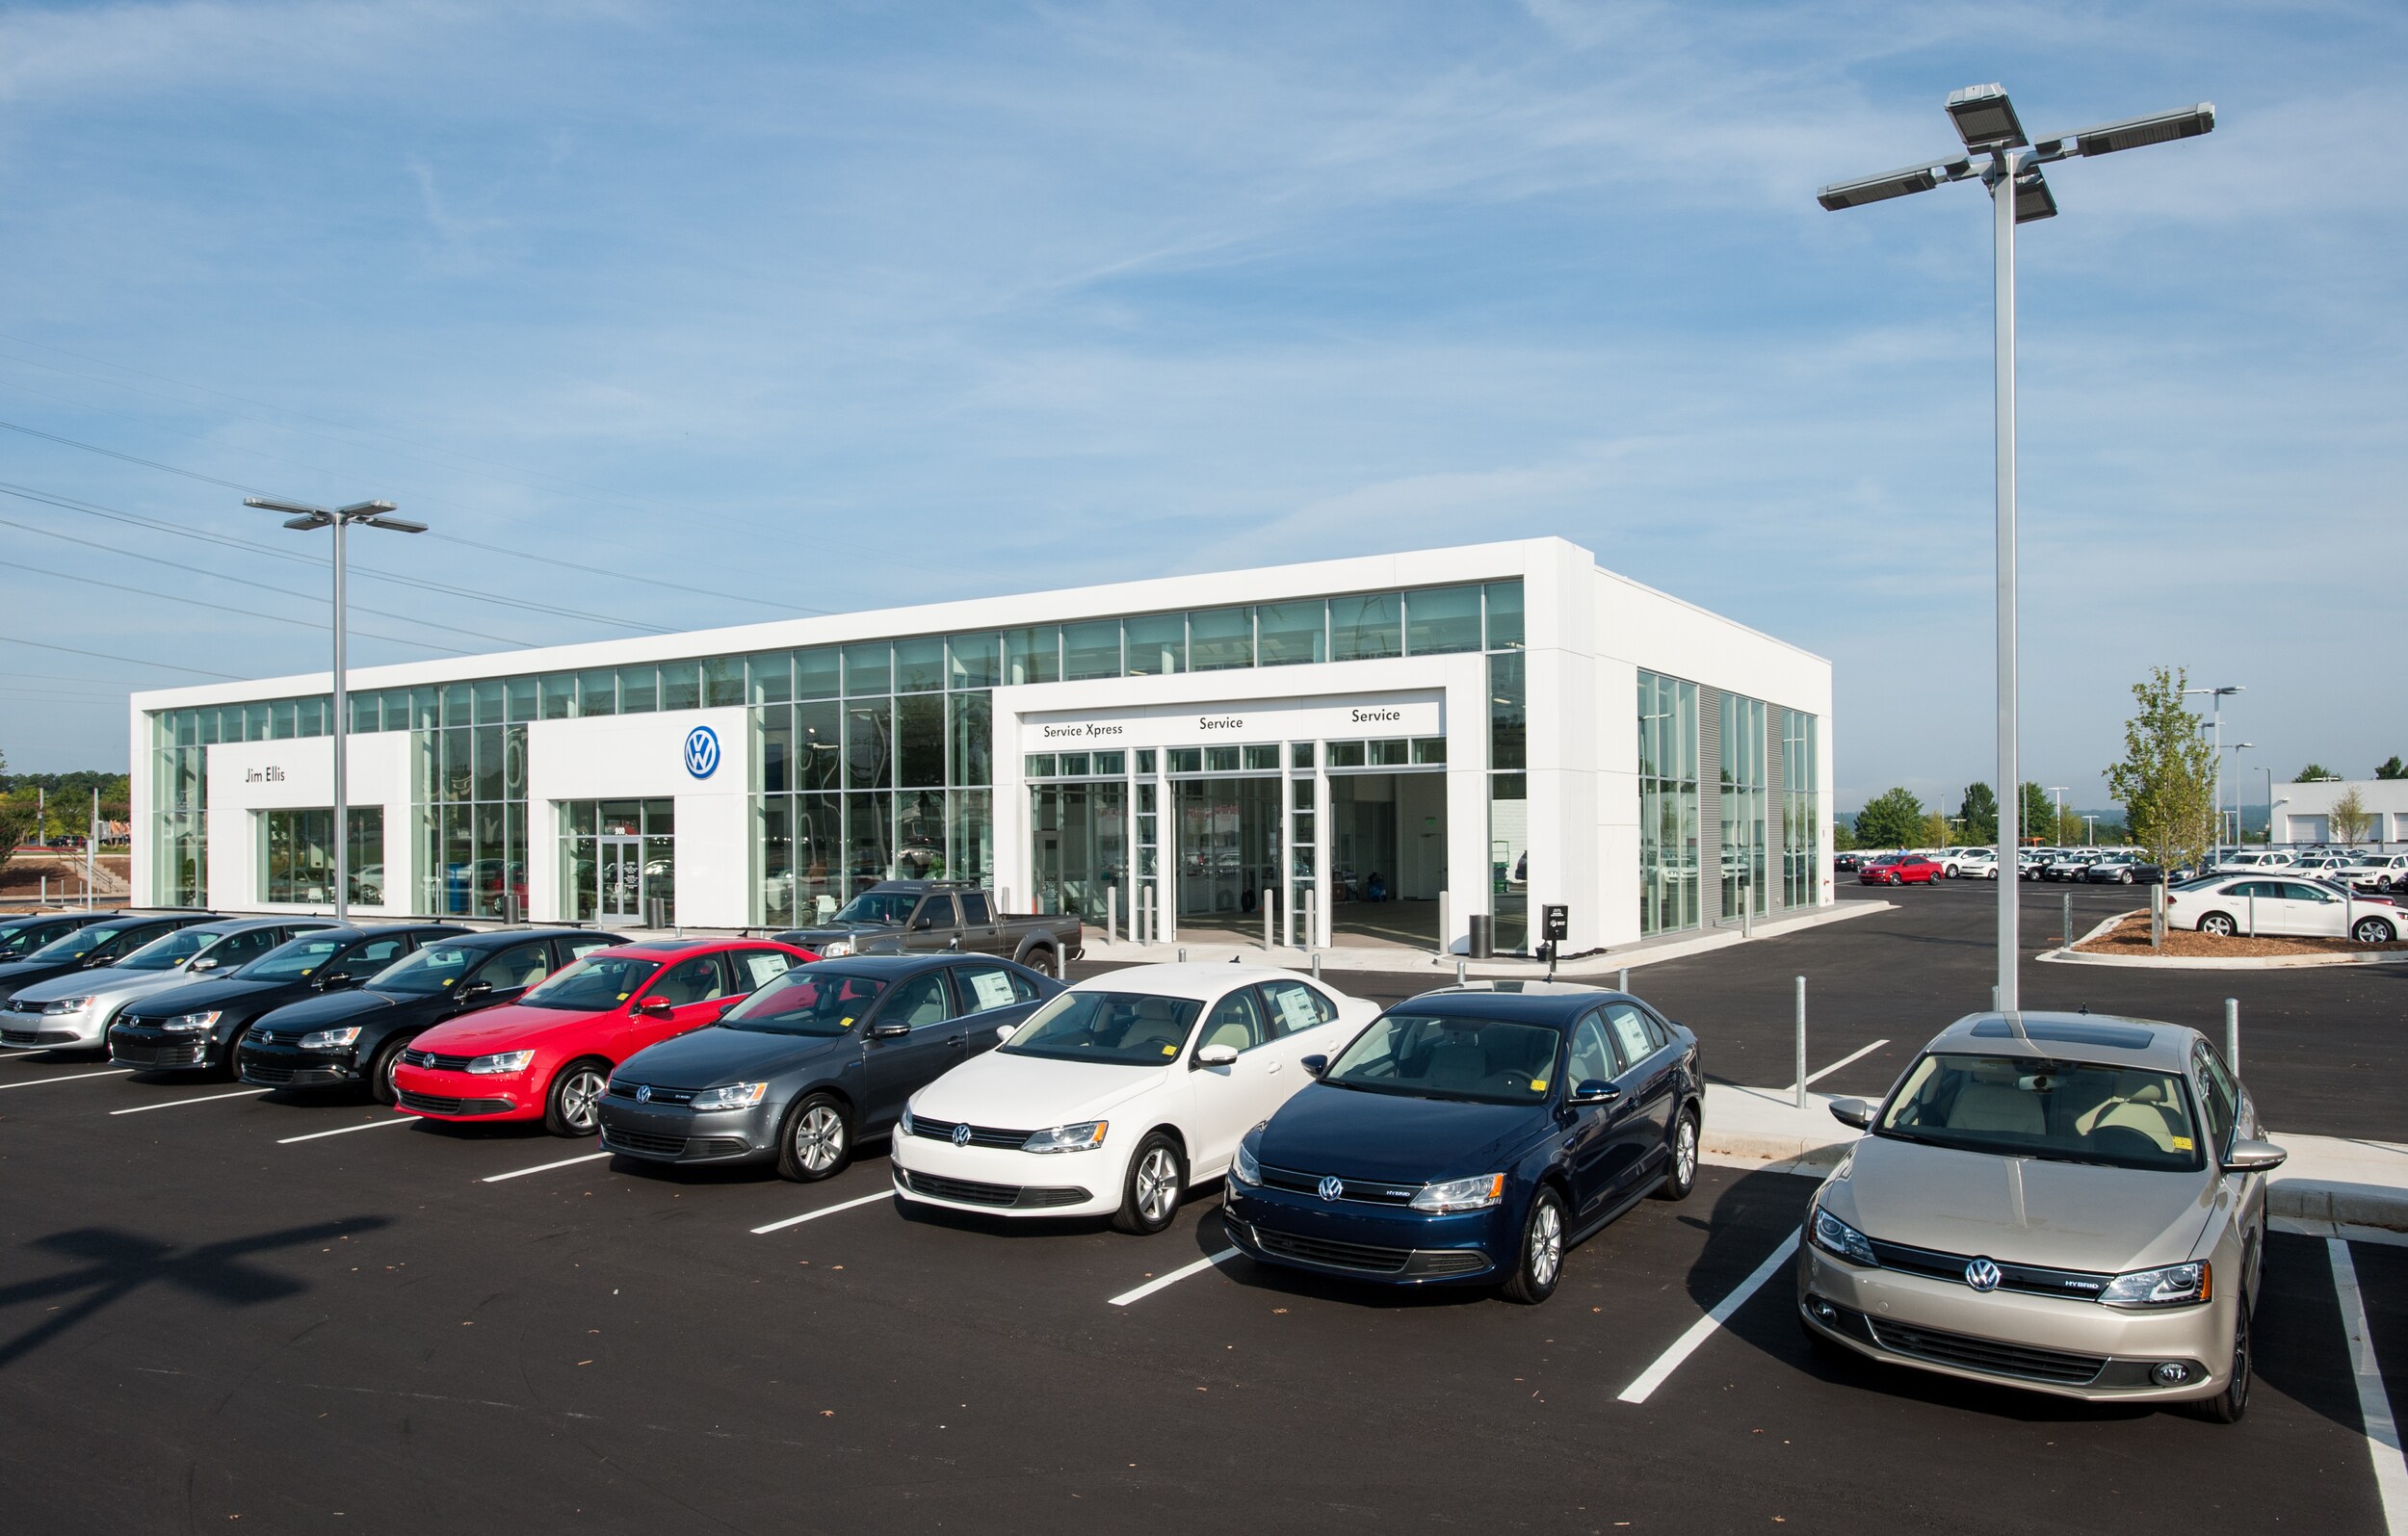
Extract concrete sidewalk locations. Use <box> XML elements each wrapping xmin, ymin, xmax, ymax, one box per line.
<box><xmin>1698</xmin><ymin>1081</ymin><xmax>2408</xmax><ymax>1243</ymax></box>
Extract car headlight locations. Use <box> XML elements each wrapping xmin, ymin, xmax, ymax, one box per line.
<box><xmin>1410</xmin><ymin>1173</ymin><xmax>1506</xmax><ymax>1213</ymax></box>
<box><xmin>463</xmin><ymin>1050</ymin><xmax>536</xmax><ymax>1075</ymax></box>
<box><xmin>1021</xmin><ymin>1120</ymin><xmax>1107</xmax><ymax>1153</ymax></box>
<box><xmin>2099</xmin><ymin>1260</ymin><xmax>2210</xmax><ymax>1309</ymax></box>
<box><xmin>1810</xmin><ymin>1204</ymin><xmax>1878</xmax><ymax>1266</ymax></box>
<box><xmin>1231</xmin><ymin>1132</ymin><xmax>1263</xmax><ymax>1187</ymax></box>
<box><xmin>298</xmin><ymin>1027</ymin><xmax>362</xmax><ymax>1051</ymax></box>
<box><xmin>819</xmin><ymin>941</ymin><xmax>855</xmax><ymax>958</ymax></box>
<box><xmin>690</xmin><ymin>1081</ymin><xmax>769</xmax><ymax>1110</ymax></box>
<box><xmin>41</xmin><ymin>997</ymin><xmax>95</xmax><ymax>1015</ymax></box>
<box><xmin>163</xmin><ymin>1010</ymin><xmax>221</xmax><ymax>1033</ymax></box>
<box><xmin>898</xmin><ymin>1106</ymin><xmax>915</xmax><ymax>1136</ymax></box>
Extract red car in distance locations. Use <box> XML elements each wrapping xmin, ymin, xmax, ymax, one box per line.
<box><xmin>391</xmin><ymin>937</ymin><xmax>818</xmax><ymax>1136</ymax></box>
<box><xmin>1858</xmin><ymin>853</ymin><xmax>1943</xmax><ymax>886</ymax></box>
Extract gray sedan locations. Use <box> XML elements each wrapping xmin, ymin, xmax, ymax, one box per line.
<box><xmin>1797</xmin><ymin>1010</ymin><xmax>2282</xmax><ymax>1421</ymax></box>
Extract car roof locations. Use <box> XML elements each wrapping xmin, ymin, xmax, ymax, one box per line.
<box><xmin>598</xmin><ymin>936</ymin><xmax>808</xmax><ymax>957</ymax></box>
<box><xmin>792</xmin><ymin>952</ymin><xmax>997</xmax><ymax>975</ymax></box>
<box><xmin>190</xmin><ymin>916</ymin><xmax>329</xmax><ymax>935</ymax></box>
<box><xmin>1924</xmin><ymin>1011</ymin><xmax>2200</xmax><ymax>1072</ymax></box>
<box><xmin>1066</xmin><ymin>963</ymin><xmax>1328</xmax><ymax>1002</ymax></box>
<box><xmin>431</xmin><ymin>927</ymin><xmax>618</xmax><ymax>950</ymax></box>
<box><xmin>1394</xmin><ymin>981</ymin><xmax>1630</xmax><ymax>1025</ymax></box>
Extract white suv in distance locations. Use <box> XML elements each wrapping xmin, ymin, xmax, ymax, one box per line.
<box><xmin>2336</xmin><ymin>851</ymin><xmax>2408</xmax><ymax>892</ymax></box>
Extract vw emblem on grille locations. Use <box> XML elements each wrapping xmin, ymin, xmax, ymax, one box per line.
<box><xmin>1318</xmin><ymin>1175</ymin><xmax>1344</xmax><ymax>1202</ymax></box>
<box><xmin>1965</xmin><ymin>1256</ymin><xmax>2002</xmax><ymax>1292</ymax></box>
<box><xmin>634</xmin><ymin>1084</ymin><xmax>651</xmax><ymax>1104</ymax></box>
<box><xmin>952</xmin><ymin>1123</ymin><xmax>973</xmax><ymax>1148</ymax></box>
<box><xmin>684</xmin><ymin>725</ymin><xmax>720</xmax><ymax>779</ymax></box>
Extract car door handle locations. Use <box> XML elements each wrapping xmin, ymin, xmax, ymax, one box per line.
<box><xmin>1267</xmin><ymin>1060</ymin><xmax>1282</xmax><ymax>1074</ymax></box>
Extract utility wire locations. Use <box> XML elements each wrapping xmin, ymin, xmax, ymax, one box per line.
<box><xmin>5</xmin><ymin>556</ymin><xmax>472</xmax><ymax>655</ymax></box>
<box><xmin>0</xmin><ymin>634</ymin><xmax>241</xmax><ymax>679</ymax></box>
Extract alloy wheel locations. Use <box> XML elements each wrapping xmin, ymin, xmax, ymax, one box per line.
<box><xmin>2356</xmin><ymin>918</ymin><xmax>2395</xmax><ymax>945</ymax></box>
<box><xmin>560</xmin><ymin>1068</ymin><xmax>605</xmax><ymax>1133</ymax></box>
<box><xmin>795</xmin><ymin>1105</ymin><xmax>846</xmax><ymax>1173</ymax></box>
<box><xmin>1676</xmin><ymin>1116</ymin><xmax>1698</xmax><ymax>1188</ymax></box>
<box><xmin>1135</xmin><ymin>1147</ymin><xmax>1180</xmax><ymax>1223</ymax></box>
<box><xmin>1528</xmin><ymin>1197</ymin><xmax>1563</xmax><ymax>1289</ymax></box>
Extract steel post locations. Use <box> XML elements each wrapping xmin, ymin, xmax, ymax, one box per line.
<box><xmin>1992</xmin><ymin>153</ymin><xmax>2022</xmax><ymax>1013</ymax></box>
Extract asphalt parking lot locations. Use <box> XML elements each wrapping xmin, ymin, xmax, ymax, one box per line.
<box><xmin>1</xmin><ymin>890</ymin><xmax>2401</xmax><ymax>1534</ymax></box>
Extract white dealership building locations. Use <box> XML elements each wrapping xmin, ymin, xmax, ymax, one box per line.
<box><xmin>130</xmin><ymin>537</ymin><xmax>1834</xmax><ymax>956</ymax></box>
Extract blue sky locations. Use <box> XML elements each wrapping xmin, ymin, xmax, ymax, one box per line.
<box><xmin>0</xmin><ymin>0</ymin><xmax>2399</xmax><ymax>813</ymax></box>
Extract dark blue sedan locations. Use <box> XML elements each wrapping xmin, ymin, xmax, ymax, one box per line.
<box><xmin>1223</xmin><ymin>982</ymin><xmax>1703</xmax><ymax>1304</ymax></box>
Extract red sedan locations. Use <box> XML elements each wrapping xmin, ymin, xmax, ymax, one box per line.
<box><xmin>391</xmin><ymin>937</ymin><xmax>818</xmax><ymax>1135</ymax></box>
<box><xmin>1858</xmin><ymin>853</ymin><xmax>1943</xmax><ymax>886</ymax></box>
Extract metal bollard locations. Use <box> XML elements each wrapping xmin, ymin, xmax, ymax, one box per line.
<box><xmin>1455</xmin><ymin>959</ymin><xmax>1467</xmax><ymax>984</ymax></box>
<box><xmin>1178</xmin><ymin>947</ymin><xmax>1188</xmax><ymax>964</ymax></box>
<box><xmin>1617</xmin><ymin>966</ymin><xmax>1630</xmax><ymax>995</ymax></box>
<box><xmin>1794</xmin><ymin>976</ymin><xmax>1808</xmax><ymax>1110</ymax></box>
<box><xmin>1311</xmin><ymin>951</ymin><xmax>1322</xmax><ymax>982</ymax></box>
<box><xmin>1742</xmin><ymin>880</ymin><xmax>1753</xmax><ymax>940</ymax></box>
<box><xmin>1107</xmin><ymin>886</ymin><xmax>1118</xmax><ymax>946</ymax></box>
<box><xmin>2225</xmin><ymin>998</ymin><xmax>2239</xmax><ymax>1072</ymax></box>
<box><xmin>1438</xmin><ymin>890</ymin><xmax>1452</xmax><ymax>957</ymax></box>
<box><xmin>1264</xmin><ymin>888</ymin><xmax>1274</xmax><ymax>952</ymax></box>
<box><xmin>2062</xmin><ymin>892</ymin><xmax>2072</xmax><ymax>948</ymax></box>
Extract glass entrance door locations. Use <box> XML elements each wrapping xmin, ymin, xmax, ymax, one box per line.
<box><xmin>1173</xmin><ymin>778</ymin><xmax>1282</xmax><ymax>927</ymax></box>
<box><xmin>599</xmin><ymin>835</ymin><xmax>641</xmax><ymax>921</ymax></box>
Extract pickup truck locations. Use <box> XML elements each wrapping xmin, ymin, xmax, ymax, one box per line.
<box><xmin>772</xmin><ymin>881</ymin><xmax>1083</xmax><ymax>973</ymax></box>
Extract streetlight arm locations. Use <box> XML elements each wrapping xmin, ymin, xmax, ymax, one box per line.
<box><xmin>245</xmin><ymin>495</ymin><xmax>329</xmax><ymax>518</ymax></box>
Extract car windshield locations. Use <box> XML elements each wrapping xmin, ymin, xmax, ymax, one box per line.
<box><xmin>1322</xmin><ymin>1012</ymin><xmax>1562</xmax><ymax>1106</ymax></box>
<box><xmin>1001</xmin><ymin>990</ymin><xmax>1203</xmax><ymax>1065</ymax></box>
<box><xmin>720</xmin><ymin>971</ymin><xmax>889</xmax><ymax>1036</ymax></box>
<box><xmin>26</xmin><ymin>924</ymin><xmax>133</xmax><ymax>963</ymax></box>
<box><xmin>368</xmin><ymin>944</ymin><xmax>481</xmax><ymax>996</ymax></box>
<box><xmin>236</xmin><ymin>936</ymin><xmax>350</xmax><ymax>981</ymax></box>
<box><xmin>518</xmin><ymin>954</ymin><xmax>663</xmax><ymax>1010</ymax></box>
<box><xmin>1877</xmin><ymin>1052</ymin><xmax>2204</xmax><ymax>1172</ymax></box>
<box><xmin>115</xmin><ymin>927</ymin><xmax>221</xmax><ymax>972</ymax></box>
<box><xmin>829</xmin><ymin>892</ymin><xmax>916</xmax><ymax>925</ymax></box>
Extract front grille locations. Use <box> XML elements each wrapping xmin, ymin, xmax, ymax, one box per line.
<box><xmin>3</xmin><ymin>1028</ymin><xmax>78</xmax><ymax>1046</ymax></box>
<box><xmin>898</xmin><ymin>1169</ymin><xmax>1088</xmax><ymax>1209</ymax></box>
<box><xmin>1867</xmin><ymin>1317</ymin><xmax>2107</xmax><ymax>1386</ymax></box>
<box><xmin>113</xmin><ymin>1040</ymin><xmax>203</xmax><ymax>1067</ymax></box>
<box><xmin>395</xmin><ymin>1089</ymin><xmax>511</xmax><ymax>1115</ymax></box>
<box><xmin>907</xmin><ymin>1116</ymin><xmax>1033</xmax><ymax>1150</ymax></box>
<box><xmin>1407</xmin><ymin>1249</ymin><xmax>1492</xmax><ymax>1278</ymax></box>
<box><xmin>1253</xmin><ymin>1229</ymin><xmax>1413</xmax><ymax>1275</ymax></box>
<box><xmin>606</xmin><ymin>1081</ymin><xmax>696</xmax><ymax>1106</ymax></box>
<box><xmin>1866</xmin><ymin>1237</ymin><xmax>2112</xmax><ymax>1301</ymax></box>
<box><xmin>244</xmin><ymin>1065</ymin><xmax>298</xmax><ymax>1085</ymax></box>
<box><xmin>605</xmin><ymin>1127</ymin><xmax>688</xmax><ymax>1156</ymax></box>
<box><xmin>400</xmin><ymin>1049</ymin><xmax>476</xmax><ymax>1072</ymax></box>
<box><xmin>1259</xmin><ymin>1164</ymin><xmax>1418</xmax><ymax>1205</ymax></box>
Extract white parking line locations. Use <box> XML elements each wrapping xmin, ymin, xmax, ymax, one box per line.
<box><xmin>278</xmin><ymin>1115</ymin><xmax>422</xmax><ymax>1145</ymax></box>
<box><xmin>1798</xmin><ymin>1039</ymin><xmax>1889</xmax><ymax>1090</ymax></box>
<box><xmin>0</xmin><ymin>1050</ymin><xmax>54</xmax><ymax>1060</ymax></box>
<box><xmin>2330</xmin><ymin>1238</ymin><xmax>2408</xmax><ymax>1534</ymax></box>
<box><xmin>1617</xmin><ymin>1229</ymin><xmax>1800</xmax><ymax>1404</ymax></box>
<box><xmin>750</xmin><ymin>1191</ymin><xmax>891</xmax><ymax>1235</ymax></box>
<box><xmin>108</xmin><ymin>1088</ymin><xmax>270</xmax><ymax>1116</ymax></box>
<box><xmin>1109</xmin><ymin>1248</ymin><xmax>1241</xmax><ymax>1308</ymax></box>
<box><xmin>482</xmin><ymin>1151</ymin><xmax>612</xmax><ymax>1185</ymax></box>
<box><xmin>0</xmin><ymin>1069</ymin><xmax>130</xmax><ymax>1090</ymax></box>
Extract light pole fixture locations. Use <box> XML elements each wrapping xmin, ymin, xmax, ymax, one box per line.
<box><xmin>2049</xmin><ymin>787</ymin><xmax>2070</xmax><ymax>845</ymax></box>
<box><xmin>2186</xmin><ymin>685</ymin><xmax>2243</xmax><ymax>856</ymax></box>
<box><xmin>2224</xmin><ymin>742</ymin><xmax>2254</xmax><ymax>848</ymax></box>
<box><xmin>1820</xmin><ymin>86</ymin><xmax>2213</xmax><ymax>1014</ymax></box>
<box><xmin>244</xmin><ymin>496</ymin><xmax>427</xmax><ymax>922</ymax></box>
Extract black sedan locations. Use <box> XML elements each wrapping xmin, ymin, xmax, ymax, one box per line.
<box><xmin>0</xmin><ymin>911</ymin><xmax>219</xmax><ymax>1005</ymax></box>
<box><xmin>239</xmin><ymin>928</ymin><xmax>625</xmax><ymax>1101</ymax></box>
<box><xmin>1223</xmin><ymin>981</ymin><xmax>1703</xmax><ymax>1304</ymax></box>
<box><xmin>111</xmin><ymin>924</ymin><xmax>468</xmax><ymax>1078</ymax></box>
<box><xmin>0</xmin><ymin>910</ymin><xmax>127</xmax><ymax>966</ymax></box>
<box><xmin>598</xmin><ymin>953</ymin><xmax>1060</xmax><ymax>1182</ymax></box>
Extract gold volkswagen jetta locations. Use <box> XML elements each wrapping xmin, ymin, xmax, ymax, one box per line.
<box><xmin>1795</xmin><ymin>1011</ymin><xmax>2285</xmax><ymax>1422</ymax></box>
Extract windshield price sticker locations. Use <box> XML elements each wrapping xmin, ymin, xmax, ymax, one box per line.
<box><xmin>970</xmin><ymin>973</ymin><xmax>1017</xmax><ymax>1010</ymax></box>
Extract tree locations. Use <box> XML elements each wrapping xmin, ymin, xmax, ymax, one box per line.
<box><xmin>2377</xmin><ymin>756</ymin><xmax>2406</xmax><ymax>781</ymax></box>
<box><xmin>2107</xmin><ymin>666</ymin><xmax>2219</xmax><ymax>873</ymax></box>
<box><xmin>1853</xmin><ymin>787</ymin><xmax>1924</xmax><ymax>849</ymax></box>
<box><xmin>1956</xmin><ymin>783</ymin><xmax>1999</xmax><ymax>846</ymax></box>
<box><xmin>2055</xmin><ymin>805</ymin><xmax>2086</xmax><ymax>846</ymax></box>
<box><xmin>2295</xmin><ymin>764</ymin><xmax>2342</xmax><ymax>783</ymax></box>
<box><xmin>2332</xmin><ymin>787</ymin><xmax>2374</xmax><ymax>846</ymax></box>
<box><xmin>1921</xmin><ymin>812</ymin><xmax>1950</xmax><ymax>848</ymax></box>
<box><xmin>2019</xmin><ymin>782</ymin><xmax>2053</xmax><ymax>844</ymax></box>
<box><xmin>0</xmin><ymin>750</ymin><xmax>25</xmax><ymax>880</ymax></box>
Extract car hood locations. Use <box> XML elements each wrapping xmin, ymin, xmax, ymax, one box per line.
<box><xmin>252</xmin><ymin>989</ymin><xmax>404</xmax><ymax>1031</ymax></box>
<box><xmin>412</xmin><ymin>1002</ymin><xmax>607</xmax><ymax>1054</ymax></box>
<box><xmin>907</xmin><ymin>1048</ymin><xmax>1166</xmax><ymax>1129</ymax></box>
<box><xmin>10</xmin><ymin>966</ymin><xmax>193</xmax><ymax>1004</ymax></box>
<box><xmin>122</xmin><ymin>976</ymin><xmax>289</xmax><ymax>1018</ymax></box>
<box><xmin>1257</xmin><ymin>1083</ymin><xmax>1545</xmax><ymax>1184</ymax></box>
<box><xmin>616</xmin><ymin>1025</ymin><xmax>848</xmax><ymax>1090</ymax></box>
<box><xmin>1824</xmin><ymin>1134</ymin><xmax>2217</xmax><ymax>1274</ymax></box>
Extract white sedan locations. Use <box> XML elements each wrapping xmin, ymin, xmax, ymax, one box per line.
<box><xmin>891</xmin><ymin>964</ymin><xmax>1375</xmax><ymax>1234</ymax></box>
<box><xmin>2166</xmin><ymin>876</ymin><xmax>2401</xmax><ymax>943</ymax></box>
<box><xmin>1948</xmin><ymin>848</ymin><xmax>1999</xmax><ymax>879</ymax></box>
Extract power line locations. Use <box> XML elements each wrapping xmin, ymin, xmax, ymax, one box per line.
<box><xmin>0</xmin><ymin>634</ymin><xmax>241</xmax><ymax>679</ymax></box>
<box><xmin>4</xmin><ymin>555</ymin><xmax>472</xmax><ymax>655</ymax></box>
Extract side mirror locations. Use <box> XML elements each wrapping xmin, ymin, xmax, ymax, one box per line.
<box><xmin>454</xmin><ymin>979</ymin><xmax>494</xmax><ymax>1005</ymax></box>
<box><xmin>868</xmin><ymin>1019</ymin><xmax>912</xmax><ymax>1040</ymax></box>
<box><xmin>1298</xmin><ymin>1054</ymin><xmax>1328</xmax><ymax>1078</ymax></box>
<box><xmin>2224</xmin><ymin>1137</ymin><xmax>2288</xmax><ymax>1173</ymax></box>
<box><xmin>715</xmin><ymin>998</ymin><xmax>743</xmax><ymax>1019</ymax></box>
<box><xmin>1195</xmin><ymin>1043</ymin><xmax>1240</xmax><ymax>1068</ymax></box>
<box><xmin>1568</xmin><ymin>1079</ymin><xmax>1620</xmax><ymax>1105</ymax></box>
<box><xmin>317</xmin><ymin>971</ymin><xmax>356</xmax><ymax>991</ymax></box>
<box><xmin>188</xmin><ymin>956</ymin><xmax>219</xmax><ymax>973</ymax></box>
<box><xmin>1829</xmin><ymin>1098</ymin><xmax>1875</xmax><ymax>1130</ymax></box>
<box><xmin>996</xmin><ymin>1023</ymin><xmax>1015</xmax><ymax>1042</ymax></box>
<box><xmin>637</xmin><ymin>996</ymin><xmax>673</xmax><ymax>1019</ymax></box>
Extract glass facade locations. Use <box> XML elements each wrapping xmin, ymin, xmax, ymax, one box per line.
<box><xmin>1782</xmin><ymin>709</ymin><xmax>1821</xmax><ymax>909</ymax></box>
<box><xmin>1638</xmin><ymin>671</ymin><xmax>1701</xmax><ymax>935</ymax></box>
<box><xmin>1720</xmin><ymin>693</ymin><xmax>1767</xmax><ymax>920</ymax></box>
<box><xmin>260</xmin><ymin>807</ymin><xmax>382</xmax><ymax>907</ymax></box>
<box><xmin>415</xmin><ymin>682</ymin><xmax>530</xmax><ymax>919</ymax></box>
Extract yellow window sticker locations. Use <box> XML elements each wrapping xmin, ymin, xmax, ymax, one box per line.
<box><xmin>841</xmin><ymin>1017</ymin><xmax>854</xmax><ymax>1029</ymax></box>
<box><xmin>1530</xmin><ymin>1080</ymin><xmax>1548</xmax><ymax>1093</ymax></box>
<box><xmin>1162</xmin><ymin>1044</ymin><xmax>1178</xmax><ymax>1056</ymax></box>
<box><xmin>2170</xmin><ymin>1135</ymin><xmax>2194</xmax><ymax>1151</ymax></box>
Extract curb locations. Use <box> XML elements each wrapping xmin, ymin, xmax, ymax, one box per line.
<box><xmin>2043</xmin><ymin>908</ymin><xmax>2408</xmax><ymax>971</ymax></box>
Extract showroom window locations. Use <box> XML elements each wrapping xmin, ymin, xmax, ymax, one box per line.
<box><xmin>261</xmin><ymin>807</ymin><xmax>383</xmax><ymax>908</ymax></box>
<box><xmin>1639</xmin><ymin>671</ymin><xmax>1701</xmax><ymax>935</ymax></box>
<box><xmin>1721</xmin><ymin>693</ymin><xmax>1768</xmax><ymax>921</ymax></box>
<box><xmin>1782</xmin><ymin>709</ymin><xmax>1821</xmax><ymax>909</ymax></box>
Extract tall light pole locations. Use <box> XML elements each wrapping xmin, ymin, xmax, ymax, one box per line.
<box><xmin>2224</xmin><ymin>742</ymin><xmax>2254</xmax><ymax>847</ymax></box>
<box><xmin>1820</xmin><ymin>87</ymin><xmax>2213</xmax><ymax>1013</ymax></box>
<box><xmin>2186</xmin><ymin>685</ymin><xmax>2242</xmax><ymax>855</ymax></box>
<box><xmin>244</xmin><ymin>496</ymin><xmax>427</xmax><ymax>922</ymax></box>
<box><xmin>2049</xmin><ymin>787</ymin><xmax>2070</xmax><ymax>846</ymax></box>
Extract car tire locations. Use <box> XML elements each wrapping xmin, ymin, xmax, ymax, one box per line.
<box><xmin>2353</xmin><ymin>917</ymin><xmax>2397</xmax><ymax>945</ymax></box>
<box><xmin>1652</xmin><ymin>1109</ymin><xmax>1700</xmax><ymax>1202</ymax></box>
<box><xmin>1887</xmin><ymin>872</ymin><xmax>1901</xmax><ymax>886</ymax></box>
<box><xmin>776</xmin><ymin>1092</ymin><xmax>851</xmax><ymax>1183</ymax></box>
<box><xmin>216</xmin><ymin>1026</ymin><xmax>251</xmax><ymax>1081</ymax></box>
<box><xmin>2121</xmin><ymin>870</ymin><xmax>2135</xmax><ymax>884</ymax></box>
<box><xmin>2200</xmin><ymin>912</ymin><xmax>2238</xmax><ymax>938</ymax></box>
<box><xmin>2195</xmin><ymin>1302</ymin><xmax>2252</xmax><ymax>1424</ymax></box>
<box><xmin>543</xmin><ymin>1057</ymin><xmax>610</xmax><ymax>1137</ymax></box>
<box><xmin>1112</xmin><ymin>1132</ymin><xmax>1185</xmax><ymax>1236</ymax></box>
<box><xmin>367</xmin><ymin>1036</ymin><xmax>408</xmax><ymax>1106</ymax></box>
<box><xmin>1501</xmin><ymin>1185</ymin><xmax>1567</xmax><ymax>1305</ymax></box>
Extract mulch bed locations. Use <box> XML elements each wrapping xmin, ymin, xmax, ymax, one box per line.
<box><xmin>2073</xmin><ymin>913</ymin><xmax>2408</xmax><ymax>958</ymax></box>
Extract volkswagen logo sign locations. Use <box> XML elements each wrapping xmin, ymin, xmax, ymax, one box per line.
<box><xmin>634</xmin><ymin>1084</ymin><xmax>650</xmax><ymax>1104</ymax></box>
<box><xmin>684</xmin><ymin>724</ymin><xmax>721</xmax><ymax>780</ymax></box>
<box><xmin>1317</xmin><ymin>1175</ymin><xmax>1344</xmax><ymax>1203</ymax></box>
<box><xmin>1965</xmin><ymin>1256</ymin><xmax>2003</xmax><ymax>1292</ymax></box>
<box><xmin>952</xmin><ymin>1123</ymin><xmax>973</xmax><ymax>1148</ymax></box>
